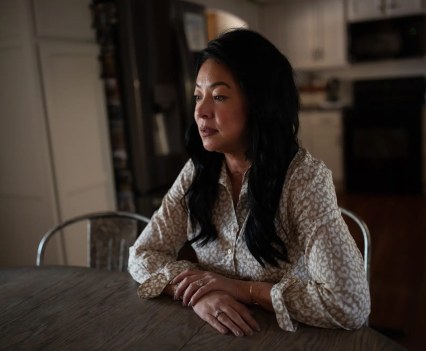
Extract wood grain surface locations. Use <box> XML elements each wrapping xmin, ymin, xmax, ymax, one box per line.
<box><xmin>0</xmin><ymin>266</ymin><xmax>406</xmax><ymax>350</ymax></box>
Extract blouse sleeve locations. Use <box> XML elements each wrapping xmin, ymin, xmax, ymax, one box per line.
<box><xmin>271</xmin><ymin>158</ymin><xmax>371</xmax><ymax>331</ymax></box>
<box><xmin>128</xmin><ymin>160</ymin><xmax>197</xmax><ymax>298</ymax></box>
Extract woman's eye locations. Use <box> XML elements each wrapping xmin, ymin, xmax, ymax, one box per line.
<box><xmin>214</xmin><ymin>95</ymin><xmax>227</xmax><ymax>102</ymax></box>
<box><xmin>194</xmin><ymin>95</ymin><xmax>201</xmax><ymax>102</ymax></box>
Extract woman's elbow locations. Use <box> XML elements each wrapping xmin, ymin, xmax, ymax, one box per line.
<box><xmin>127</xmin><ymin>246</ymin><xmax>147</xmax><ymax>283</ymax></box>
<box><xmin>337</xmin><ymin>292</ymin><xmax>371</xmax><ymax>330</ymax></box>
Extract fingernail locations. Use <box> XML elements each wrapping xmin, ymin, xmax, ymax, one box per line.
<box><xmin>256</xmin><ymin>325</ymin><xmax>261</xmax><ymax>332</ymax></box>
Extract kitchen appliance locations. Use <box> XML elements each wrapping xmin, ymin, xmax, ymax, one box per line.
<box><xmin>91</xmin><ymin>0</ymin><xmax>207</xmax><ymax>215</ymax></box>
<box><xmin>344</xmin><ymin>76</ymin><xmax>426</xmax><ymax>194</ymax></box>
<box><xmin>348</xmin><ymin>14</ymin><xmax>426</xmax><ymax>62</ymax></box>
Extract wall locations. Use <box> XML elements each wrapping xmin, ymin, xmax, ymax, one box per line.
<box><xmin>190</xmin><ymin>0</ymin><xmax>259</xmax><ymax>30</ymax></box>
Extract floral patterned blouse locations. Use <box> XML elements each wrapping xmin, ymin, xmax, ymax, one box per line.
<box><xmin>128</xmin><ymin>148</ymin><xmax>371</xmax><ymax>331</ymax></box>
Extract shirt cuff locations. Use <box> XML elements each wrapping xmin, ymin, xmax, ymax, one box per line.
<box><xmin>271</xmin><ymin>276</ymin><xmax>301</xmax><ymax>332</ymax></box>
<box><xmin>136</xmin><ymin>260</ymin><xmax>196</xmax><ymax>298</ymax></box>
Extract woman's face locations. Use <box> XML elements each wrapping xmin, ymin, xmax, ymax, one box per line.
<box><xmin>194</xmin><ymin>59</ymin><xmax>248</xmax><ymax>158</ymax></box>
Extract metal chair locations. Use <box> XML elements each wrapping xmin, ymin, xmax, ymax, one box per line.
<box><xmin>339</xmin><ymin>207</ymin><xmax>371</xmax><ymax>285</ymax></box>
<box><xmin>36</xmin><ymin>211</ymin><xmax>150</xmax><ymax>272</ymax></box>
<box><xmin>339</xmin><ymin>207</ymin><xmax>371</xmax><ymax>326</ymax></box>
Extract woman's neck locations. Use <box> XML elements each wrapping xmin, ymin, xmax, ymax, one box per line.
<box><xmin>225</xmin><ymin>154</ymin><xmax>251</xmax><ymax>208</ymax></box>
<box><xmin>225</xmin><ymin>154</ymin><xmax>251</xmax><ymax>177</ymax></box>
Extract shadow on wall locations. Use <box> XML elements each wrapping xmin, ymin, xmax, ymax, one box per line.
<box><xmin>206</xmin><ymin>9</ymin><xmax>248</xmax><ymax>40</ymax></box>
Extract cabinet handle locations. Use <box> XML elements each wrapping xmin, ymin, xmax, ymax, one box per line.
<box><xmin>378</xmin><ymin>0</ymin><xmax>386</xmax><ymax>13</ymax></box>
<box><xmin>312</xmin><ymin>47</ymin><xmax>323</xmax><ymax>61</ymax></box>
<box><xmin>387</xmin><ymin>0</ymin><xmax>398</xmax><ymax>10</ymax></box>
<box><xmin>312</xmin><ymin>48</ymin><xmax>317</xmax><ymax>60</ymax></box>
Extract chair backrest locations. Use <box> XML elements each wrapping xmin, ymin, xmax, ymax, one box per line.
<box><xmin>339</xmin><ymin>207</ymin><xmax>371</xmax><ymax>285</ymax></box>
<box><xmin>36</xmin><ymin>211</ymin><xmax>150</xmax><ymax>271</ymax></box>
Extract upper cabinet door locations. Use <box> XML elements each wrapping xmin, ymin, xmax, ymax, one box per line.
<box><xmin>385</xmin><ymin>0</ymin><xmax>425</xmax><ymax>17</ymax></box>
<box><xmin>260</xmin><ymin>1</ymin><xmax>313</xmax><ymax>68</ymax></box>
<box><xmin>318</xmin><ymin>0</ymin><xmax>347</xmax><ymax>68</ymax></box>
<box><xmin>348</xmin><ymin>0</ymin><xmax>425</xmax><ymax>21</ymax></box>
<box><xmin>260</xmin><ymin>0</ymin><xmax>346</xmax><ymax>70</ymax></box>
<box><xmin>33</xmin><ymin>0</ymin><xmax>94</xmax><ymax>40</ymax></box>
<box><xmin>347</xmin><ymin>0</ymin><xmax>386</xmax><ymax>21</ymax></box>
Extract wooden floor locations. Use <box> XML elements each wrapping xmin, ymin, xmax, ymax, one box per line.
<box><xmin>336</xmin><ymin>192</ymin><xmax>426</xmax><ymax>351</ymax></box>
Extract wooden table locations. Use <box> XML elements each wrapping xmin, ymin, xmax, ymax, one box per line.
<box><xmin>0</xmin><ymin>266</ymin><xmax>406</xmax><ymax>350</ymax></box>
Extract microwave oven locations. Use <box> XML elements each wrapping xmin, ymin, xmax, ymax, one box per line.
<box><xmin>348</xmin><ymin>14</ymin><xmax>426</xmax><ymax>62</ymax></box>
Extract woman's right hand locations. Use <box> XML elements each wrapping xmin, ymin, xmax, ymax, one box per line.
<box><xmin>191</xmin><ymin>291</ymin><xmax>260</xmax><ymax>337</ymax></box>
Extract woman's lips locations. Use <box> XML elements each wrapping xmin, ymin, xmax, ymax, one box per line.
<box><xmin>200</xmin><ymin>127</ymin><xmax>217</xmax><ymax>137</ymax></box>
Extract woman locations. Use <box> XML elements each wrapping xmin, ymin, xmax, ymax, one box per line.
<box><xmin>128</xmin><ymin>29</ymin><xmax>370</xmax><ymax>337</ymax></box>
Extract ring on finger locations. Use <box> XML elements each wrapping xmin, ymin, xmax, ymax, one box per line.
<box><xmin>196</xmin><ymin>279</ymin><xmax>204</xmax><ymax>287</ymax></box>
<box><xmin>215</xmin><ymin>310</ymin><xmax>225</xmax><ymax>319</ymax></box>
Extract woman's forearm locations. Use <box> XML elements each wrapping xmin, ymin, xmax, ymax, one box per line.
<box><xmin>232</xmin><ymin>280</ymin><xmax>274</xmax><ymax>311</ymax></box>
<box><xmin>166</xmin><ymin>268</ymin><xmax>275</xmax><ymax>312</ymax></box>
<box><xmin>245</xmin><ymin>281</ymin><xmax>274</xmax><ymax>311</ymax></box>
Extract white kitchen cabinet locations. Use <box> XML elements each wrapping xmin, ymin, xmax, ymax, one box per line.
<box><xmin>299</xmin><ymin>110</ymin><xmax>344</xmax><ymax>191</ymax></box>
<box><xmin>0</xmin><ymin>0</ymin><xmax>115</xmax><ymax>267</ymax></box>
<box><xmin>260</xmin><ymin>0</ymin><xmax>346</xmax><ymax>70</ymax></box>
<box><xmin>347</xmin><ymin>0</ymin><xmax>425</xmax><ymax>22</ymax></box>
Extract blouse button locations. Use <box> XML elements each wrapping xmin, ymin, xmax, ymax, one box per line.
<box><xmin>227</xmin><ymin>249</ymin><xmax>232</xmax><ymax>255</ymax></box>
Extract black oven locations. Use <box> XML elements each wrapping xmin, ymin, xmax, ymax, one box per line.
<box><xmin>344</xmin><ymin>76</ymin><xmax>425</xmax><ymax>194</ymax></box>
<box><xmin>348</xmin><ymin>15</ymin><xmax>426</xmax><ymax>62</ymax></box>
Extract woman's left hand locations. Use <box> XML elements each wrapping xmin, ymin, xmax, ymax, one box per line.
<box><xmin>191</xmin><ymin>291</ymin><xmax>260</xmax><ymax>336</ymax></box>
<box><xmin>171</xmin><ymin>269</ymin><xmax>241</xmax><ymax>307</ymax></box>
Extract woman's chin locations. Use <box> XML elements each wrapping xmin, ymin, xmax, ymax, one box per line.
<box><xmin>202</xmin><ymin>142</ymin><xmax>218</xmax><ymax>153</ymax></box>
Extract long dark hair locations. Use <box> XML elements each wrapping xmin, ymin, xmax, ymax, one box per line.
<box><xmin>185</xmin><ymin>29</ymin><xmax>300</xmax><ymax>267</ymax></box>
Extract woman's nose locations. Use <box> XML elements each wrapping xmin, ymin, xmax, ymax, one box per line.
<box><xmin>195</xmin><ymin>98</ymin><xmax>213</xmax><ymax>119</ymax></box>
